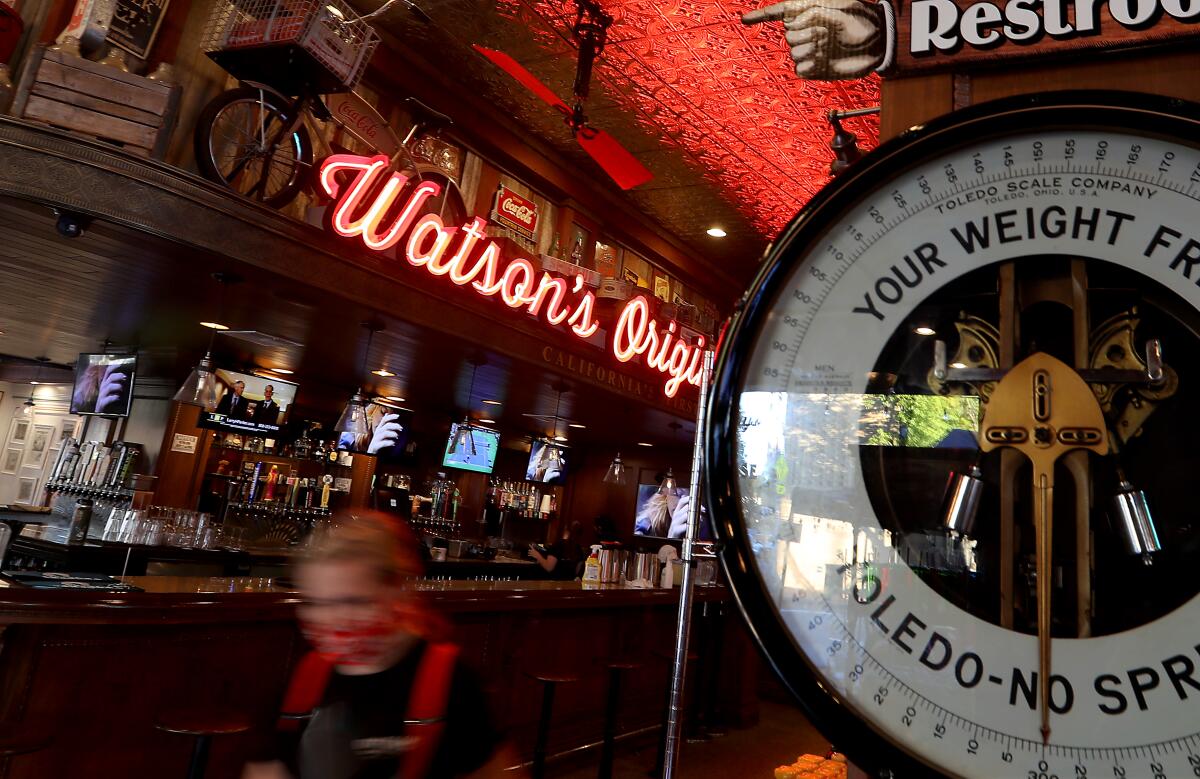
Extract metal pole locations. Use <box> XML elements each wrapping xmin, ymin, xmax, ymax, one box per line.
<box><xmin>663</xmin><ymin>349</ymin><xmax>714</xmax><ymax>778</ymax></box>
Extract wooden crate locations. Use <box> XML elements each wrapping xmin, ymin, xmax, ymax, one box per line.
<box><xmin>10</xmin><ymin>46</ymin><xmax>180</xmax><ymax>159</ymax></box>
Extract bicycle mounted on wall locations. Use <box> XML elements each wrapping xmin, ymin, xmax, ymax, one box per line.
<box><xmin>193</xmin><ymin>0</ymin><xmax>459</xmax><ymax>211</ymax></box>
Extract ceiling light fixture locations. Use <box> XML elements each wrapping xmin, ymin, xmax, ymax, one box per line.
<box><xmin>449</xmin><ymin>359</ymin><xmax>483</xmax><ymax>455</ymax></box>
<box><xmin>175</xmin><ymin>273</ymin><xmax>238</xmax><ymax>410</ymax></box>
<box><xmin>482</xmin><ymin>399</ymin><xmax>502</xmax><ymax>406</ymax></box>
<box><xmin>657</xmin><ymin>467</ymin><xmax>678</xmax><ymax>496</ymax></box>
<box><xmin>385</xmin><ymin>395</ymin><xmax>406</xmax><ymax>402</ymax></box>
<box><xmin>569</xmin><ymin>423</ymin><xmax>586</xmax><ymax>429</ymax></box>
<box><xmin>706</xmin><ymin>227</ymin><xmax>727</xmax><ymax>238</ymax></box>
<box><xmin>15</xmin><ymin>396</ymin><xmax>35</xmax><ymax>420</ymax></box>
<box><xmin>554</xmin><ymin>435</ymin><xmax>568</xmax><ymax>442</ymax></box>
<box><xmin>372</xmin><ymin>368</ymin><xmax>395</xmax><ymax>377</ymax></box>
<box><xmin>602</xmin><ymin>452</ymin><xmax>627</xmax><ymax>485</ymax></box>
<box><xmin>336</xmin><ymin>321</ymin><xmax>383</xmax><ymax>436</ymax></box>
<box><xmin>949</xmin><ymin>362</ymin><xmax>967</xmax><ymax>370</ymax></box>
<box><xmin>199</xmin><ymin>321</ymin><xmax>229</xmax><ymax>331</ymax></box>
<box><xmin>477</xmin><ymin>418</ymin><xmax>495</xmax><ymax>424</ymax></box>
<box><xmin>914</xmin><ymin>326</ymin><xmax>936</xmax><ymax>336</ymax></box>
<box><xmin>637</xmin><ymin>442</ymin><xmax>653</xmax><ymax>447</ymax></box>
<box><xmin>269</xmin><ymin>367</ymin><xmax>293</xmax><ymax>375</ymax></box>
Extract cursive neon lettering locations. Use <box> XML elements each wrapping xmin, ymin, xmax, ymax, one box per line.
<box><xmin>527</xmin><ymin>273</ymin><xmax>571</xmax><ymax>325</ymax></box>
<box><xmin>407</xmin><ymin>215</ymin><xmax>456</xmax><ymax>270</ymax></box>
<box><xmin>318</xmin><ymin>155</ymin><xmax>711</xmax><ymax>398</ymax></box>
<box><xmin>500</xmin><ymin>259</ymin><xmax>536</xmax><ymax>307</ymax></box>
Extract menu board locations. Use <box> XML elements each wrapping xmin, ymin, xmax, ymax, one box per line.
<box><xmin>107</xmin><ymin>0</ymin><xmax>170</xmax><ymax>60</ymax></box>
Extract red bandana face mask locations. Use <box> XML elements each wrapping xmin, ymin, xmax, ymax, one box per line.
<box><xmin>301</xmin><ymin>614</ymin><xmax>405</xmax><ymax>668</ymax></box>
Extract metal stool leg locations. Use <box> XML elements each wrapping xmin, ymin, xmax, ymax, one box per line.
<box><xmin>532</xmin><ymin>680</ymin><xmax>557</xmax><ymax>779</ymax></box>
<box><xmin>599</xmin><ymin>667</ymin><xmax>622</xmax><ymax>779</ymax></box>
<box><xmin>186</xmin><ymin>734</ymin><xmax>211</xmax><ymax>779</ymax></box>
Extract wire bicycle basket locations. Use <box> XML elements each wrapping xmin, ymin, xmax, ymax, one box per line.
<box><xmin>201</xmin><ymin>0</ymin><xmax>380</xmax><ymax>95</ymax></box>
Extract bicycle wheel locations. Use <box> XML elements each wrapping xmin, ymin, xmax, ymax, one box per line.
<box><xmin>194</xmin><ymin>87</ymin><xmax>314</xmax><ymax>208</ymax></box>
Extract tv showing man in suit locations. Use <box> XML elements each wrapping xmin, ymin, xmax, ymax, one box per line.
<box><xmin>216</xmin><ymin>380</ymin><xmax>250</xmax><ymax>420</ymax></box>
<box><xmin>200</xmin><ymin>370</ymin><xmax>298</xmax><ymax>435</ymax></box>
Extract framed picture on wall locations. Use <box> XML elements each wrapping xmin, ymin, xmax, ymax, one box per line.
<box><xmin>14</xmin><ymin>476</ymin><xmax>37</xmax><ymax>505</ymax></box>
<box><xmin>22</xmin><ymin>425</ymin><xmax>52</xmax><ymax>469</ymax></box>
<box><xmin>1</xmin><ymin>448</ymin><xmax>21</xmax><ymax>474</ymax></box>
<box><xmin>8</xmin><ymin>417</ymin><xmax>29</xmax><ymax>447</ymax></box>
<box><xmin>56</xmin><ymin>418</ymin><xmax>80</xmax><ymax>448</ymax></box>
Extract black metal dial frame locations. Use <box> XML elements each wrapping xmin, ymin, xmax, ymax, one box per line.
<box><xmin>704</xmin><ymin>90</ymin><xmax>1200</xmax><ymax>779</ymax></box>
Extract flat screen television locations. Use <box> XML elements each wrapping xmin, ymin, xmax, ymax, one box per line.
<box><xmin>441</xmin><ymin>423</ymin><xmax>499</xmax><ymax>474</ymax></box>
<box><xmin>198</xmin><ymin>369</ymin><xmax>298</xmax><ymax>436</ymax></box>
<box><xmin>633</xmin><ymin>482</ymin><xmax>713</xmax><ymax>541</ymax></box>
<box><xmin>337</xmin><ymin>402</ymin><xmax>413</xmax><ymax>459</ymax></box>
<box><xmin>526</xmin><ymin>439</ymin><xmax>567</xmax><ymax>484</ymax></box>
<box><xmin>70</xmin><ymin>353</ymin><xmax>137</xmax><ymax>417</ymax></box>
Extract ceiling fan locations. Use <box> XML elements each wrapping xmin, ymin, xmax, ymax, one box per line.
<box><xmin>473</xmin><ymin>0</ymin><xmax>653</xmax><ymax>190</ymax></box>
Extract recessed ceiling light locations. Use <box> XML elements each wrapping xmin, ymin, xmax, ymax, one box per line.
<box><xmin>637</xmin><ymin>441</ymin><xmax>653</xmax><ymax>447</ymax></box>
<box><xmin>949</xmin><ymin>362</ymin><xmax>967</xmax><ymax>369</ymax></box>
<box><xmin>569</xmin><ymin>423</ymin><xmax>586</xmax><ymax>429</ymax></box>
<box><xmin>372</xmin><ymin>368</ymin><xmax>395</xmax><ymax>377</ymax></box>
<box><xmin>914</xmin><ymin>326</ymin><xmax>936</xmax><ymax>336</ymax></box>
<box><xmin>482</xmin><ymin>399</ymin><xmax>502</xmax><ymax>406</ymax></box>
<box><xmin>477</xmin><ymin>418</ymin><xmax>495</xmax><ymax>424</ymax></box>
<box><xmin>200</xmin><ymin>321</ymin><xmax>228</xmax><ymax>330</ymax></box>
<box><xmin>706</xmin><ymin>227</ymin><xmax>727</xmax><ymax>238</ymax></box>
<box><xmin>385</xmin><ymin>395</ymin><xmax>405</xmax><ymax>402</ymax></box>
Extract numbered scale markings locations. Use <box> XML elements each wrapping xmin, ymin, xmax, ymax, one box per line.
<box><xmin>708</xmin><ymin>93</ymin><xmax>1200</xmax><ymax>779</ymax></box>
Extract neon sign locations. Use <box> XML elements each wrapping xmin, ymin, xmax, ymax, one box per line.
<box><xmin>318</xmin><ymin>154</ymin><xmax>707</xmax><ymax>398</ymax></box>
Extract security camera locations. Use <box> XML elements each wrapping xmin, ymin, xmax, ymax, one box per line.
<box><xmin>53</xmin><ymin>209</ymin><xmax>89</xmax><ymax>239</ymax></box>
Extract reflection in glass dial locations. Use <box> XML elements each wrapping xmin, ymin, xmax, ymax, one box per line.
<box><xmin>714</xmin><ymin>97</ymin><xmax>1200</xmax><ymax>779</ymax></box>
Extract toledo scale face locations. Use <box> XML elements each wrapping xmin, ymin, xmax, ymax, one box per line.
<box><xmin>708</xmin><ymin>94</ymin><xmax>1200</xmax><ymax>778</ymax></box>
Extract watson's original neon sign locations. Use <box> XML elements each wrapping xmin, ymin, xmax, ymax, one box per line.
<box><xmin>318</xmin><ymin>154</ymin><xmax>706</xmax><ymax>398</ymax></box>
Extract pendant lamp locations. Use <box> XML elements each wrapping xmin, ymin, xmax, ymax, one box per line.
<box><xmin>15</xmin><ymin>396</ymin><xmax>35</xmax><ymax>420</ymax></box>
<box><xmin>602</xmin><ymin>452</ymin><xmax>627</xmax><ymax>485</ymax></box>
<box><xmin>174</xmin><ymin>273</ymin><xmax>237</xmax><ymax>410</ymax></box>
<box><xmin>336</xmin><ymin>322</ymin><xmax>383</xmax><ymax>436</ymax></box>
<box><xmin>657</xmin><ymin>467</ymin><xmax>678</xmax><ymax>496</ymax></box>
<box><xmin>448</xmin><ymin>361</ymin><xmax>480</xmax><ymax>455</ymax></box>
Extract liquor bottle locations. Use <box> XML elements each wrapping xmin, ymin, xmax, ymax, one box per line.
<box><xmin>550</xmin><ymin>233</ymin><xmax>562</xmax><ymax>259</ymax></box>
<box><xmin>264</xmin><ymin>465</ymin><xmax>280</xmax><ymax>502</ymax></box>
<box><xmin>570</xmin><ymin>234</ymin><xmax>584</xmax><ymax>265</ymax></box>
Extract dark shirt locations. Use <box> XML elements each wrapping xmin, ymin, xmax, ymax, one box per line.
<box><xmin>297</xmin><ymin>642</ymin><xmax>502</xmax><ymax>779</ymax></box>
<box><xmin>256</xmin><ymin>399</ymin><xmax>280</xmax><ymax>425</ymax></box>
<box><xmin>547</xmin><ymin>541</ymin><xmax>581</xmax><ymax>581</ymax></box>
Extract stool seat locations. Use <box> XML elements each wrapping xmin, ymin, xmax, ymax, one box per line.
<box><xmin>524</xmin><ymin>670</ymin><xmax>580</xmax><ymax>684</ymax></box>
<box><xmin>603</xmin><ymin>658</ymin><xmax>642</xmax><ymax>671</ymax></box>
<box><xmin>155</xmin><ymin>710</ymin><xmax>253</xmax><ymax>737</ymax></box>
<box><xmin>0</xmin><ymin>724</ymin><xmax>50</xmax><ymax>757</ymax></box>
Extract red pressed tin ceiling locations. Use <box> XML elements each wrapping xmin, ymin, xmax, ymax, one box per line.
<box><xmin>495</xmin><ymin>0</ymin><xmax>881</xmax><ymax>235</ymax></box>
<box><xmin>375</xmin><ymin>0</ymin><xmax>879</xmax><ymax>278</ymax></box>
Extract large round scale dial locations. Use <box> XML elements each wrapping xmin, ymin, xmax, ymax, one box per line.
<box><xmin>708</xmin><ymin>93</ymin><xmax>1200</xmax><ymax>778</ymax></box>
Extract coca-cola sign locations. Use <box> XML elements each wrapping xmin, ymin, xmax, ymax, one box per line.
<box><xmin>493</xmin><ymin>186</ymin><xmax>539</xmax><ymax>237</ymax></box>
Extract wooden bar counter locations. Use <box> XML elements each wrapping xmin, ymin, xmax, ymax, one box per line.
<box><xmin>0</xmin><ymin>577</ymin><xmax>753</xmax><ymax>777</ymax></box>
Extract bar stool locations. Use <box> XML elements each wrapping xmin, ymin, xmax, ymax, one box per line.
<box><xmin>154</xmin><ymin>710</ymin><xmax>252</xmax><ymax>779</ymax></box>
<box><xmin>0</xmin><ymin>722</ymin><xmax>50</xmax><ymax>761</ymax></box>
<box><xmin>524</xmin><ymin>669</ymin><xmax>580</xmax><ymax>779</ymax></box>
<box><xmin>599</xmin><ymin>659</ymin><xmax>642</xmax><ymax>779</ymax></box>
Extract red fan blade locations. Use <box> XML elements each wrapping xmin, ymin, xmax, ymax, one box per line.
<box><xmin>576</xmin><ymin>128</ymin><xmax>654</xmax><ymax>190</ymax></box>
<box><xmin>472</xmin><ymin>45</ymin><xmax>569</xmax><ymax>111</ymax></box>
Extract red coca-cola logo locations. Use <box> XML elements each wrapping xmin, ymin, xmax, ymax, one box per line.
<box><xmin>494</xmin><ymin>187</ymin><xmax>538</xmax><ymax>234</ymax></box>
<box><xmin>334</xmin><ymin>101</ymin><xmax>379</xmax><ymax>141</ymax></box>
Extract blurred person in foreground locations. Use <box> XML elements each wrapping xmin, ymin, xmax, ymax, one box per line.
<box><xmin>243</xmin><ymin>511</ymin><xmax>519</xmax><ymax>779</ymax></box>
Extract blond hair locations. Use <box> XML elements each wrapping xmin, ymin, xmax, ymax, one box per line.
<box><xmin>301</xmin><ymin>510</ymin><xmax>425</xmax><ymax>583</ymax></box>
